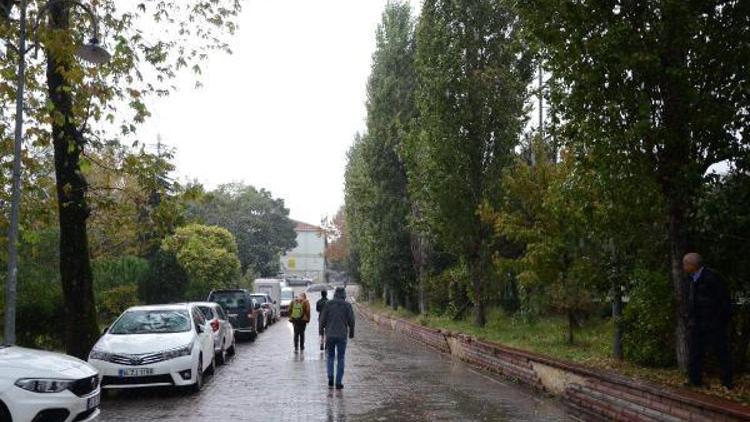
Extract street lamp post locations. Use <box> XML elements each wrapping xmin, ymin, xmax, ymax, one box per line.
<box><xmin>3</xmin><ymin>0</ymin><xmax>110</xmax><ymax>345</ymax></box>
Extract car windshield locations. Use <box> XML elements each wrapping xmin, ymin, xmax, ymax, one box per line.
<box><xmin>210</xmin><ymin>292</ymin><xmax>246</xmax><ymax>310</ymax></box>
<box><xmin>198</xmin><ymin>306</ymin><xmax>214</xmax><ymax>320</ymax></box>
<box><xmin>250</xmin><ymin>295</ymin><xmax>266</xmax><ymax>303</ymax></box>
<box><xmin>110</xmin><ymin>310</ymin><xmax>191</xmax><ymax>335</ymax></box>
<box><xmin>281</xmin><ymin>290</ymin><xmax>294</xmax><ymax>300</ymax></box>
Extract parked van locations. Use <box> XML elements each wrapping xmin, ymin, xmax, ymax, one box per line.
<box><xmin>254</xmin><ymin>278</ymin><xmax>282</xmax><ymax>319</ymax></box>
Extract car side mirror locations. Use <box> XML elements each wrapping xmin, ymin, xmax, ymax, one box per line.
<box><xmin>101</xmin><ymin>326</ymin><xmax>109</xmax><ymax>336</ymax></box>
<box><xmin>273</xmin><ymin>300</ymin><xmax>277</xmax><ymax>304</ymax></box>
<box><xmin>196</xmin><ymin>324</ymin><xmax>204</xmax><ymax>334</ymax></box>
<box><xmin>254</xmin><ymin>302</ymin><xmax>261</xmax><ymax>310</ymax></box>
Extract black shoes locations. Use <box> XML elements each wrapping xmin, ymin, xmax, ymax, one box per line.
<box><xmin>335</xmin><ymin>384</ymin><xmax>344</xmax><ymax>390</ymax></box>
<box><xmin>328</xmin><ymin>379</ymin><xmax>334</xmax><ymax>388</ymax></box>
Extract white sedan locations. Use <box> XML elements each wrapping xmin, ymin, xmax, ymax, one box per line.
<box><xmin>88</xmin><ymin>304</ymin><xmax>215</xmax><ymax>392</ymax></box>
<box><xmin>0</xmin><ymin>344</ymin><xmax>101</xmax><ymax>422</ymax></box>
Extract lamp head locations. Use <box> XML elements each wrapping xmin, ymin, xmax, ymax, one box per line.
<box><xmin>75</xmin><ymin>37</ymin><xmax>111</xmax><ymax>65</ymax></box>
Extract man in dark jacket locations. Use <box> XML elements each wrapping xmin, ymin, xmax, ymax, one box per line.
<box><xmin>684</xmin><ymin>252</ymin><xmax>733</xmax><ymax>389</ymax></box>
<box><xmin>316</xmin><ymin>290</ymin><xmax>329</xmax><ymax>351</ymax></box>
<box><xmin>319</xmin><ymin>287</ymin><xmax>355</xmax><ymax>389</ymax></box>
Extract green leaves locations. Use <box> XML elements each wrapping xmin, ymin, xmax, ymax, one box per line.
<box><xmin>345</xmin><ymin>2</ymin><xmax>418</xmax><ymax>304</ymax></box>
<box><xmin>186</xmin><ymin>183</ymin><xmax>297</xmax><ymax>277</ymax></box>
<box><xmin>162</xmin><ymin>224</ymin><xmax>241</xmax><ymax>300</ymax></box>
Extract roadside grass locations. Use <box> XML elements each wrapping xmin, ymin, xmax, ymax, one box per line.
<box><xmin>364</xmin><ymin>302</ymin><xmax>750</xmax><ymax>405</ymax></box>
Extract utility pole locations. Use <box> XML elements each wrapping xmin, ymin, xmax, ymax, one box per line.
<box><xmin>4</xmin><ymin>0</ymin><xmax>28</xmax><ymax>345</ymax></box>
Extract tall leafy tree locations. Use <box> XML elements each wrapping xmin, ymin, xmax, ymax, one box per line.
<box><xmin>343</xmin><ymin>2</ymin><xmax>418</xmax><ymax>309</ymax></box>
<box><xmin>0</xmin><ymin>1</ymin><xmax>241</xmax><ymax>358</ymax></box>
<box><xmin>413</xmin><ymin>0</ymin><xmax>532</xmax><ymax>326</ymax></box>
<box><xmin>519</xmin><ymin>0</ymin><xmax>750</xmax><ymax>368</ymax></box>
<box><xmin>362</xmin><ymin>1</ymin><xmax>417</xmax><ymax>309</ymax></box>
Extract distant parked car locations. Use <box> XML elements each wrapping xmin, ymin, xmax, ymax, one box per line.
<box><xmin>1</xmin><ymin>345</ymin><xmax>101</xmax><ymax>422</ymax></box>
<box><xmin>251</xmin><ymin>293</ymin><xmax>277</xmax><ymax>327</ymax></box>
<box><xmin>279</xmin><ymin>287</ymin><xmax>295</xmax><ymax>317</ymax></box>
<box><xmin>207</xmin><ymin>289</ymin><xmax>263</xmax><ymax>341</ymax></box>
<box><xmin>284</xmin><ymin>277</ymin><xmax>312</xmax><ymax>287</ymax></box>
<box><xmin>306</xmin><ymin>283</ymin><xmax>333</xmax><ymax>293</ymax></box>
<box><xmin>193</xmin><ymin>301</ymin><xmax>236</xmax><ymax>365</ymax></box>
<box><xmin>88</xmin><ymin>304</ymin><xmax>215</xmax><ymax>392</ymax></box>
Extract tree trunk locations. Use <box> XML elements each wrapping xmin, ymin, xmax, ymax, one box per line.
<box><xmin>658</xmin><ymin>0</ymin><xmax>694</xmax><ymax>373</ymax></box>
<box><xmin>470</xmin><ymin>253</ymin><xmax>486</xmax><ymax>327</ymax></box>
<box><xmin>612</xmin><ymin>283</ymin><xmax>624</xmax><ymax>360</ymax></box>
<box><xmin>46</xmin><ymin>3</ymin><xmax>99</xmax><ymax>359</ymax></box>
<box><xmin>567</xmin><ymin>310</ymin><xmax>575</xmax><ymax>345</ymax></box>
<box><xmin>669</xmin><ymin>208</ymin><xmax>690</xmax><ymax>370</ymax></box>
<box><xmin>418</xmin><ymin>275</ymin><xmax>426</xmax><ymax>314</ymax></box>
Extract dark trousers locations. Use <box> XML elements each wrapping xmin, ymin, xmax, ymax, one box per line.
<box><xmin>688</xmin><ymin>323</ymin><xmax>733</xmax><ymax>387</ymax></box>
<box><xmin>293</xmin><ymin>321</ymin><xmax>307</xmax><ymax>350</ymax></box>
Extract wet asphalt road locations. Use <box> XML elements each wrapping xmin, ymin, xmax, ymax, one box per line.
<box><xmin>99</xmin><ymin>291</ymin><xmax>571</xmax><ymax>421</ymax></box>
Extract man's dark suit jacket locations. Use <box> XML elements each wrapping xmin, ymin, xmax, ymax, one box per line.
<box><xmin>687</xmin><ymin>267</ymin><xmax>731</xmax><ymax>329</ymax></box>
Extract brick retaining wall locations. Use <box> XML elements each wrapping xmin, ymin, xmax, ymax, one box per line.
<box><xmin>356</xmin><ymin>305</ymin><xmax>750</xmax><ymax>422</ymax></box>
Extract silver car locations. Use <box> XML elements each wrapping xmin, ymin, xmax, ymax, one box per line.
<box><xmin>193</xmin><ymin>302</ymin><xmax>236</xmax><ymax>365</ymax></box>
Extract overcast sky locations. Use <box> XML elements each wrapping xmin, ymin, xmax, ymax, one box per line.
<box><xmin>140</xmin><ymin>0</ymin><xmax>420</xmax><ymax>226</ymax></box>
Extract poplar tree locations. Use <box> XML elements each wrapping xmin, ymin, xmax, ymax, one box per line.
<box><xmin>413</xmin><ymin>0</ymin><xmax>531</xmax><ymax>326</ymax></box>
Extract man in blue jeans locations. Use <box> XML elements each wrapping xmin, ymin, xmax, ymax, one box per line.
<box><xmin>319</xmin><ymin>287</ymin><xmax>355</xmax><ymax>389</ymax></box>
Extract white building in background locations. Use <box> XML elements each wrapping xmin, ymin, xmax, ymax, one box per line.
<box><xmin>280</xmin><ymin>220</ymin><xmax>326</xmax><ymax>282</ymax></box>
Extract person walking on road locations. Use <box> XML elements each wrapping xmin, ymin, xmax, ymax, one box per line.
<box><xmin>289</xmin><ymin>292</ymin><xmax>311</xmax><ymax>352</ymax></box>
<box><xmin>316</xmin><ymin>290</ymin><xmax>330</xmax><ymax>351</ymax></box>
<box><xmin>320</xmin><ymin>287</ymin><xmax>355</xmax><ymax>390</ymax></box>
<box><xmin>683</xmin><ymin>252</ymin><xmax>733</xmax><ymax>390</ymax></box>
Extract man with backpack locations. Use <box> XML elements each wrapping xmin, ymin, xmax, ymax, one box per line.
<box><xmin>289</xmin><ymin>292</ymin><xmax>311</xmax><ymax>352</ymax></box>
<box><xmin>316</xmin><ymin>290</ymin><xmax>329</xmax><ymax>351</ymax></box>
<box><xmin>319</xmin><ymin>287</ymin><xmax>355</xmax><ymax>389</ymax></box>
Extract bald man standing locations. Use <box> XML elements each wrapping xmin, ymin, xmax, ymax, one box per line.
<box><xmin>683</xmin><ymin>253</ymin><xmax>733</xmax><ymax>389</ymax></box>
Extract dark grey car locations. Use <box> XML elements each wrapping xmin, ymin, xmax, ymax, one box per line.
<box><xmin>207</xmin><ymin>289</ymin><xmax>262</xmax><ymax>342</ymax></box>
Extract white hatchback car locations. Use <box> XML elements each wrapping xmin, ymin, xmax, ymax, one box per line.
<box><xmin>193</xmin><ymin>301</ymin><xmax>236</xmax><ymax>365</ymax></box>
<box><xmin>0</xmin><ymin>344</ymin><xmax>101</xmax><ymax>422</ymax></box>
<box><xmin>88</xmin><ymin>304</ymin><xmax>215</xmax><ymax>392</ymax></box>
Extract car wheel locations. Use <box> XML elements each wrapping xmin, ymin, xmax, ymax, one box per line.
<box><xmin>227</xmin><ymin>336</ymin><xmax>236</xmax><ymax>356</ymax></box>
<box><xmin>207</xmin><ymin>355</ymin><xmax>216</xmax><ymax>376</ymax></box>
<box><xmin>0</xmin><ymin>399</ymin><xmax>12</xmax><ymax>422</ymax></box>
<box><xmin>191</xmin><ymin>356</ymin><xmax>203</xmax><ymax>393</ymax></box>
<box><xmin>217</xmin><ymin>341</ymin><xmax>227</xmax><ymax>365</ymax></box>
<box><xmin>249</xmin><ymin>331</ymin><xmax>257</xmax><ymax>342</ymax></box>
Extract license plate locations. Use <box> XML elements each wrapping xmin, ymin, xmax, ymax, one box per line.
<box><xmin>87</xmin><ymin>393</ymin><xmax>101</xmax><ymax>410</ymax></box>
<box><xmin>228</xmin><ymin>314</ymin><xmax>238</xmax><ymax>318</ymax></box>
<box><xmin>118</xmin><ymin>368</ymin><xmax>154</xmax><ymax>377</ymax></box>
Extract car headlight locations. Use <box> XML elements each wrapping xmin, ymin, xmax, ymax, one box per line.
<box><xmin>89</xmin><ymin>348</ymin><xmax>111</xmax><ymax>362</ymax></box>
<box><xmin>15</xmin><ymin>378</ymin><xmax>74</xmax><ymax>394</ymax></box>
<box><xmin>163</xmin><ymin>343</ymin><xmax>192</xmax><ymax>360</ymax></box>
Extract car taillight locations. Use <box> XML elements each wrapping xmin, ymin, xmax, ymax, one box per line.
<box><xmin>211</xmin><ymin>320</ymin><xmax>220</xmax><ymax>332</ymax></box>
